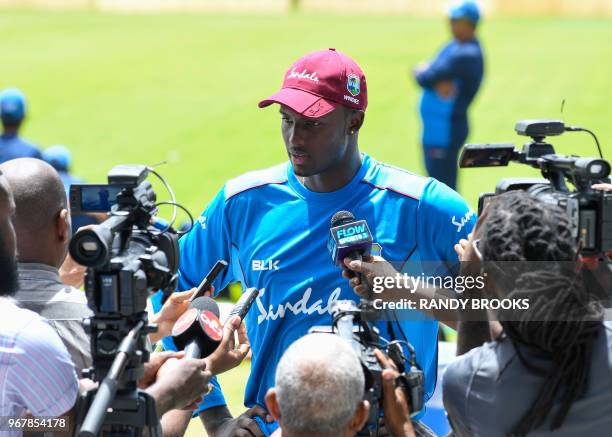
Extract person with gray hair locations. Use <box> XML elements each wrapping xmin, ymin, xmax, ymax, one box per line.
<box><xmin>265</xmin><ymin>333</ymin><xmax>369</xmax><ymax>437</ymax></box>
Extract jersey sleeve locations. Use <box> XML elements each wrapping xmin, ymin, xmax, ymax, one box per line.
<box><xmin>153</xmin><ymin>187</ymin><xmax>237</xmax><ymax>411</ymax></box>
<box><xmin>415</xmin><ymin>55</ymin><xmax>455</xmax><ymax>88</ymax></box>
<box><xmin>415</xmin><ymin>48</ymin><xmax>475</xmax><ymax>88</ymax></box>
<box><xmin>7</xmin><ymin>317</ymin><xmax>78</xmax><ymax>417</ymax></box>
<box><xmin>417</xmin><ymin>178</ymin><xmax>476</xmax><ymax>269</ymax></box>
<box><xmin>176</xmin><ymin>187</ymin><xmax>236</xmax><ymax>293</ymax></box>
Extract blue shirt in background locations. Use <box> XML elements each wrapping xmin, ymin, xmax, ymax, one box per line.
<box><xmin>416</xmin><ymin>38</ymin><xmax>484</xmax><ymax>148</ymax></box>
<box><xmin>0</xmin><ymin>133</ymin><xmax>41</xmax><ymax>164</ymax></box>
<box><xmin>152</xmin><ymin>153</ymin><xmax>475</xmax><ymax>433</ymax></box>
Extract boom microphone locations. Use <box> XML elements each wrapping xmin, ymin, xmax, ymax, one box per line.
<box><xmin>172</xmin><ymin>297</ymin><xmax>223</xmax><ymax>359</ymax></box>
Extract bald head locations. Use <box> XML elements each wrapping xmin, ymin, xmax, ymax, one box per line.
<box><xmin>0</xmin><ymin>158</ymin><xmax>70</xmax><ymax>266</ymax></box>
<box><xmin>0</xmin><ymin>170</ymin><xmax>18</xmax><ymax>296</ymax></box>
<box><xmin>269</xmin><ymin>334</ymin><xmax>368</xmax><ymax>437</ymax></box>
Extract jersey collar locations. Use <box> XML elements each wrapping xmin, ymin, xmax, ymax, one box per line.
<box><xmin>287</xmin><ymin>153</ymin><xmax>372</xmax><ymax>203</ymax></box>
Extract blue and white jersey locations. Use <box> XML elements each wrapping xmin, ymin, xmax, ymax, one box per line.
<box><xmin>152</xmin><ymin>153</ymin><xmax>475</xmax><ymax>424</ymax></box>
<box><xmin>0</xmin><ymin>134</ymin><xmax>41</xmax><ymax>164</ymax></box>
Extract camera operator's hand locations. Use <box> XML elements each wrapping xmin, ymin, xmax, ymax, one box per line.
<box><xmin>455</xmin><ymin>232</ymin><xmax>485</xmax><ymax>282</ymax></box>
<box><xmin>146</xmin><ymin>355</ymin><xmax>211</xmax><ymax>416</ymax></box>
<box><xmin>137</xmin><ymin>350</ymin><xmax>183</xmax><ymax>389</ymax></box>
<box><xmin>60</xmin><ymin>224</ymin><xmax>97</xmax><ymax>288</ymax></box>
<box><xmin>206</xmin><ymin>315</ymin><xmax>250</xmax><ymax>375</ymax></box>
<box><xmin>454</xmin><ymin>232</ymin><xmax>477</xmax><ymax>262</ymax></box>
<box><xmin>342</xmin><ymin>255</ymin><xmax>398</xmax><ymax>298</ymax></box>
<box><xmin>59</xmin><ymin>252</ymin><xmax>87</xmax><ymax>288</ymax></box>
<box><xmin>374</xmin><ymin>349</ymin><xmax>416</xmax><ymax>437</ymax></box>
<box><xmin>592</xmin><ymin>183</ymin><xmax>612</xmax><ymax>192</ymax></box>
<box><xmin>209</xmin><ymin>405</ymin><xmax>273</xmax><ymax>437</ymax></box>
<box><xmin>148</xmin><ymin>286</ymin><xmax>215</xmax><ymax>344</ymax></box>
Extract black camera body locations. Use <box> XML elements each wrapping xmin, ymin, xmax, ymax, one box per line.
<box><xmin>460</xmin><ymin>120</ymin><xmax>612</xmax><ymax>257</ymax></box>
<box><xmin>70</xmin><ymin>165</ymin><xmax>180</xmax><ymax>436</ymax></box>
<box><xmin>310</xmin><ymin>300</ymin><xmax>424</xmax><ymax>432</ymax></box>
<box><xmin>70</xmin><ymin>165</ymin><xmax>178</xmax><ymax>315</ymax></box>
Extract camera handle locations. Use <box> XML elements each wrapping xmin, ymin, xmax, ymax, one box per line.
<box><xmin>77</xmin><ymin>319</ymin><xmax>161</xmax><ymax>437</ymax></box>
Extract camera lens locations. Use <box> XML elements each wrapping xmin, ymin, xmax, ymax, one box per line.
<box><xmin>80</xmin><ymin>239</ymin><xmax>100</xmax><ymax>253</ymax></box>
<box><xmin>573</xmin><ymin>158</ymin><xmax>610</xmax><ymax>180</ymax></box>
<box><xmin>587</xmin><ymin>161</ymin><xmax>610</xmax><ymax>179</ymax></box>
<box><xmin>69</xmin><ymin>226</ymin><xmax>113</xmax><ymax>267</ymax></box>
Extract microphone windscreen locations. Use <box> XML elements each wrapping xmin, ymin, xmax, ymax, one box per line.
<box><xmin>331</xmin><ymin>210</ymin><xmax>355</xmax><ymax>227</ymax></box>
<box><xmin>189</xmin><ymin>296</ymin><xmax>220</xmax><ymax>318</ymax></box>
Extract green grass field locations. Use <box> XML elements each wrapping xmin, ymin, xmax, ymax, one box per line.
<box><xmin>2</xmin><ymin>9</ymin><xmax>611</xmax><ymax>435</ymax></box>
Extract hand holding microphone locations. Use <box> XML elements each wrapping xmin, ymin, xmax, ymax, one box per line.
<box><xmin>148</xmin><ymin>352</ymin><xmax>211</xmax><ymax>414</ymax></box>
<box><xmin>342</xmin><ymin>255</ymin><xmax>398</xmax><ymax>299</ymax></box>
<box><xmin>328</xmin><ymin>210</ymin><xmax>373</xmax><ymax>298</ymax></box>
<box><xmin>172</xmin><ymin>296</ymin><xmax>250</xmax><ymax>375</ymax></box>
<box><xmin>206</xmin><ymin>315</ymin><xmax>250</xmax><ymax>375</ymax></box>
<box><xmin>172</xmin><ymin>296</ymin><xmax>224</xmax><ymax>359</ymax></box>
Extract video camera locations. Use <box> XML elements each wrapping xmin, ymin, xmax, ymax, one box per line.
<box><xmin>70</xmin><ymin>164</ymin><xmax>182</xmax><ymax>436</ymax></box>
<box><xmin>310</xmin><ymin>300</ymin><xmax>424</xmax><ymax>435</ymax></box>
<box><xmin>460</xmin><ymin>120</ymin><xmax>612</xmax><ymax>257</ymax></box>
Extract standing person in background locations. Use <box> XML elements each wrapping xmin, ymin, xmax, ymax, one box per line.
<box><xmin>43</xmin><ymin>144</ymin><xmax>101</xmax><ymax>236</ymax></box>
<box><xmin>43</xmin><ymin>144</ymin><xmax>83</xmax><ymax>196</ymax></box>
<box><xmin>0</xmin><ymin>88</ymin><xmax>42</xmax><ymax>164</ymax></box>
<box><xmin>413</xmin><ymin>1</ymin><xmax>484</xmax><ymax>190</ymax></box>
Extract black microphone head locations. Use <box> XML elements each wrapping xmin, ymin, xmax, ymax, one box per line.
<box><xmin>331</xmin><ymin>210</ymin><xmax>355</xmax><ymax>228</ymax></box>
<box><xmin>174</xmin><ymin>297</ymin><xmax>223</xmax><ymax>354</ymax></box>
<box><xmin>189</xmin><ymin>296</ymin><xmax>220</xmax><ymax>318</ymax></box>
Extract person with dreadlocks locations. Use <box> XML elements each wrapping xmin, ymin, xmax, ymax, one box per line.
<box><xmin>441</xmin><ymin>190</ymin><xmax>611</xmax><ymax>436</ymax></box>
<box><xmin>343</xmin><ymin>190</ymin><xmax>612</xmax><ymax>436</ymax></box>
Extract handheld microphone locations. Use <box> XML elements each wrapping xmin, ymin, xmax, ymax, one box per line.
<box><xmin>328</xmin><ymin>211</ymin><xmax>373</xmax><ymax>300</ymax></box>
<box><xmin>172</xmin><ymin>297</ymin><xmax>223</xmax><ymax>359</ymax></box>
<box><xmin>328</xmin><ymin>210</ymin><xmax>373</xmax><ymax>268</ymax></box>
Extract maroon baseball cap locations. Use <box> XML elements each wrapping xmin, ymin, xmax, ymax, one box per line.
<box><xmin>258</xmin><ymin>48</ymin><xmax>368</xmax><ymax>118</ymax></box>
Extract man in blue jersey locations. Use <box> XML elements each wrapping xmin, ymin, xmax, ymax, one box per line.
<box><xmin>0</xmin><ymin>88</ymin><xmax>42</xmax><ymax>164</ymax></box>
<box><xmin>154</xmin><ymin>48</ymin><xmax>475</xmax><ymax>436</ymax></box>
<box><xmin>413</xmin><ymin>1</ymin><xmax>484</xmax><ymax>190</ymax></box>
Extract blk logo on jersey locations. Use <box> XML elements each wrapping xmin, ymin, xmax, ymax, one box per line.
<box><xmin>252</xmin><ymin>260</ymin><xmax>280</xmax><ymax>271</ymax></box>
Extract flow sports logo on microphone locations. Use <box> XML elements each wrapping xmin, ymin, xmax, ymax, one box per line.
<box><xmin>327</xmin><ymin>211</ymin><xmax>373</xmax><ymax>267</ymax></box>
<box><xmin>334</xmin><ymin>223</ymin><xmax>369</xmax><ymax>245</ymax></box>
